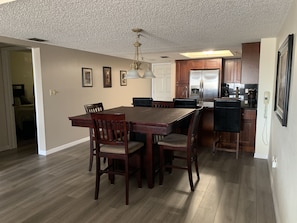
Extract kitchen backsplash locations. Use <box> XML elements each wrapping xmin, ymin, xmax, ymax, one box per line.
<box><xmin>222</xmin><ymin>83</ymin><xmax>258</xmax><ymax>108</ymax></box>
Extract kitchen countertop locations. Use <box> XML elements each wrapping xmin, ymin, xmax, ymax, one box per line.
<box><xmin>199</xmin><ymin>100</ymin><xmax>257</xmax><ymax>110</ymax></box>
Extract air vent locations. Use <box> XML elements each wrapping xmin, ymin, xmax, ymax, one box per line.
<box><xmin>28</xmin><ymin>38</ymin><xmax>47</xmax><ymax>42</ymax></box>
<box><xmin>160</xmin><ymin>56</ymin><xmax>169</xmax><ymax>58</ymax></box>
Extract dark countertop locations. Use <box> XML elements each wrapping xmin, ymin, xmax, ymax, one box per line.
<box><xmin>200</xmin><ymin>100</ymin><xmax>257</xmax><ymax>110</ymax></box>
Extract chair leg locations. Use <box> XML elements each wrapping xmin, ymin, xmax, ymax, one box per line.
<box><xmin>94</xmin><ymin>154</ymin><xmax>101</xmax><ymax>200</ymax></box>
<box><xmin>89</xmin><ymin>131</ymin><xmax>94</xmax><ymax>171</ymax></box>
<box><xmin>193</xmin><ymin>150</ymin><xmax>200</xmax><ymax>180</ymax></box>
<box><xmin>236</xmin><ymin>133</ymin><xmax>239</xmax><ymax>159</ymax></box>
<box><xmin>187</xmin><ymin>153</ymin><xmax>194</xmax><ymax>191</ymax></box>
<box><xmin>125</xmin><ymin>160</ymin><xmax>129</xmax><ymax>205</ymax></box>
<box><xmin>137</xmin><ymin>154</ymin><xmax>142</xmax><ymax>188</ymax></box>
<box><xmin>108</xmin><ymin>159</ymin><xmax>115</xmax><ymax>184</ymax></box>
<box><xmin>212</xmin><ymin>131</ymin><xmax>217</xmax><ymax>156</ymax></box>
<box><xmin>159</xmin><ymin>147</ymin><xmax>164</xmax><ymax>185</ymax></box>
<box><xmin>165</xmin><ymin>150</ymin><xmax>173</xmax><ymax>173</ymax></box>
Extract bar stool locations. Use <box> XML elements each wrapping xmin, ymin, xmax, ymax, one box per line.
<box><xmin>213</xmin><ymin>98</ymin><xmax>241</xmax><ymax>159</ymax></box>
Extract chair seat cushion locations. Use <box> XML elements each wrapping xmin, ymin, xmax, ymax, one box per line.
<box><xmin>158</xmin><ymin>133</ymin><xmax>187</xmax><ymax>147</ymax></box>
<box><xmin>101</xmin><ymin>141</ymin><xmax>144</xmax><ymax>154</ymax></box>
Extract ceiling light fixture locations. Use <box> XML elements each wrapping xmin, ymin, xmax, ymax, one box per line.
<box><xmin>180</xmin><ymin>50</ymin><xmax>234</xmax><ymax>59</ymax></box>
<box><xmin>0</xmin><ymin>0</ymin><xmax>16</xmax><ymax>5</ymax></box>
<box><xmin>126</xmin><ymin>28</ymin><xmax>156</xmax><ymax>79</ymax></box>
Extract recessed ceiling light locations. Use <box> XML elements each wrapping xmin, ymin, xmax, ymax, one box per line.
<box><xmin>180</xmin><ymin>50</ymin><xmax>233</xmax><ymax>59</ymax></box>
<box><xmin>0</xmin><ymin>0</ymin><xmax>16</xmax><ymax>5</ymax></box>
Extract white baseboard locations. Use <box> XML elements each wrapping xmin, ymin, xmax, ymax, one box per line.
<box><xmin>39</xmin><ymin>137</ymin><xmax>89</xmax><ymax>156</ymax></box>
<box><xmin>269</xmin><ymin>166</ymin><xmax>280</xmax><ymax>223</ymax></box>
<box><xmin>254</xmin><ymin>152</ymin><xmax>268</xmax><ymax>159</ymax></box>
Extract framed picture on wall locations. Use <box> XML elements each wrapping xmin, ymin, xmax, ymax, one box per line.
<box><xmin>82</xmin><ymin>67</ymin><xmax>93</xmax><ymax>87</ymax></box>
<box><xmin>274</xmin><ymin>34</ymin><xmax>294</xmax><ymax>126</ymax></box>
<box><xmin>120</xmin><ymin>70</ymin><xmax>127</xmax><ymax>86</ymax></box>
<box><xmin>103</xmin><ymin>66</ymin><xmax>112</xmax><ymax>88</ymax></box>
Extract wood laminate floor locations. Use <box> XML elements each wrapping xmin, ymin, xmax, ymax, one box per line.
<box><xmin>0</xmin><ymin>142</ymin><xmax>276</xmax><ymax>223</ymax></box>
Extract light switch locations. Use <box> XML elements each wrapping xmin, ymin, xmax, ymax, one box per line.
<box><xmin>49</xmin><ymin>89</ymin><xmax>57</xmax><ymax>96</ymax></box>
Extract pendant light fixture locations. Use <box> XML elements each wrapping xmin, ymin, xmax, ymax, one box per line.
<box><xmin>126</xmin><ymin>28</ymin><xmax>156</xmax><ymax>79</ymax></box>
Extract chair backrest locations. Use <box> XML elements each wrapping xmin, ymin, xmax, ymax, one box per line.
<box><xmin>187</xmin><ymin>108</ymin><xmax>203</xmax><ymax>150</ymax></box>
<box><xmin>84</xmin><ymin>103</ymin><xmax>104</xmax><ymax>113</ymax></box>
<box><xmin>132</xmin><ymin>97</ymin><xmax>153</xmax><ymax>107</ymax></box>
<box><xmin>151</xmin><ymin>101</ymin><xmax>174</xmax><ymax>108</ymax></box>
<box><xmin>173</xmin><ymin>98</ymin><xmax>197</xmax><ymax>108</ymax></box>
<box><xmin>91</xmin><ymin>113</ymin><xmax>129</xmax><ymax>153</ymax></box>
<box><xmin>213</xmin><ymin>99</ymin><xmax>241</xmax><ymax>133</ymax></box>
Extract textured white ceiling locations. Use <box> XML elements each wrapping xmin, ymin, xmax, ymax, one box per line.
<box><xmin>0</xmin><ymin>0</ymin><xmax>294</xmax><ymax>62</ymax></box>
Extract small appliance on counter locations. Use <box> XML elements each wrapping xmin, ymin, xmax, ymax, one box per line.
<box><xmin>221</xmin><ymin>83</ymin><xmax>229</xmax><ymax>97</ymax></box>
<box><xmin>243</xmin><ymin>84</ymin><xmax>258</xmax><ymax>108</ymax></box>
<box><xmin>247</xmin><ymin>89</ymin><xmax>257</xmax><ymax>108</ymax></box>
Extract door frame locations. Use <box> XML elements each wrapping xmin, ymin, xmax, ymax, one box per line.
<box><xmin>1</xmin><ymin>46</ymin><xmax>46</xmax><ymax>155</ymax></box>
<box><xmin>1</xmin><ymin>47</ymin><xmax>17</xmax><ymax>149</ymax></box>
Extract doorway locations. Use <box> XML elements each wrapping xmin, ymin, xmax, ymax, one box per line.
<box><xmin>1</xmin><ymin>47</ymin><xmax>37</xmax><ymax>154</ymax></box>
<box><xmin>11</xmin><ymin>49</ymin><xmax>37</xmax><ymax>153</ymax></box>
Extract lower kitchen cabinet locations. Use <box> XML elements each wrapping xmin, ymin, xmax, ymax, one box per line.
<box><xmin>240</xmin><ymin>109</ymin><xmax>257</xmax><ymax>152</ymax></box>
<box><xmin>198</xmin><ymin>108</ymin><xmax>257</xmax><ymax>153</ymax></box>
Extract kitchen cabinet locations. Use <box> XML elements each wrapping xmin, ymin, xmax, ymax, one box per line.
<box><xmin>240</xmin><ymin>109</ymin><xmax>257</xmax><ymax>152</ymax></box>
<box><xmin>223</xmin><ymin>59</ymin><xmax>241</xmax><ymax>83</ymax></box>
<box><xmin>241</xmin><ymin>42</ymin><xmax>260</xmax><ymax>84</ymax></box>
<box><xmin>175</xmin><ymin>58</ymin><xmax>222</xmax><ymax>98</ymax></box>
<box><xmin>198</xmin><ymin>108</ymin><xmax>257</xmax><ymax>153</ymax></box>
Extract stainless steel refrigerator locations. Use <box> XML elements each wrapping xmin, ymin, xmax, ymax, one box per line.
<box><xmin>189</xmin><ymin>69</ymin><xmax>219</xmax><ymax>102</ymax></box>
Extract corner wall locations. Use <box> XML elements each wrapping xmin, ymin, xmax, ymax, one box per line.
<box><xmin>269</xmin><ymin>0</ymin><xmax>297</xmax><ymax>222</ymax></box>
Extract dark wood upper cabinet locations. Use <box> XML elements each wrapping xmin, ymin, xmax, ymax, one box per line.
<box><xmin>241</xmin><ymin>42</ymin><xmax>260</xmax><ymax>84</ymax></box>
<box><xmin>223</xmin><ymin>59</ymin><xmax>242</xmax><ymax>83</ymax></box>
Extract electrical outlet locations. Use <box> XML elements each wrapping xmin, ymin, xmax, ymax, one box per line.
<box><xmin>272</xmin><ymin>156</ymin><xmax>278</xmax><ymax>168</ymax></box>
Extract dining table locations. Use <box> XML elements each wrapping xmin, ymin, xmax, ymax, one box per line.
<box><xmin>68</xmin><ymin>106</ymin><xmax>196</xmax><ymax>188</ymax></box>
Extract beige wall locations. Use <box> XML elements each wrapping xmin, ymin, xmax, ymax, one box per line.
<box><xmin>0</xmin><ymin>36</ymin><xmax>151</xmax><ymax>153</ymax></box>
<box><xmin>39</xmin><ymin>44</ymin><xmax>152</xmax><ymax>150</ymax></box>
<box><xmin>269</xmin><ymin>0</ymin><xmax>297</xmax><ymax>222</ymax></box>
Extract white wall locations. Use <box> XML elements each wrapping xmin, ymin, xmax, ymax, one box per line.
<box><xmin>269</xmin><ymin>0</ymin><xmax>297</xmax><ymax>222</ymax></box>
<box><xmin>254</xmin><ymin>38</ymin><xmax>277</xmax><ymax>159</ymax></box>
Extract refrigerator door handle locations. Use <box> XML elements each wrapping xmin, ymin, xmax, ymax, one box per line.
<box><xmin>200</xmin><ymin>80</ymin><xmax>203</xmax><ymax>102</ymax></box>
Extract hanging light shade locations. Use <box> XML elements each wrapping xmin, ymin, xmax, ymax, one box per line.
<box><xmin>126</xmin><ymin>69</ymin><xmax>141</xmax><ymax>79</ymax></box>
<box><xmin>142</xmin><ymin>66</ymin><xmax>156</xmax><ymax>78</ymax></box>
<box><xmin>126</xmin><ymin>28</ymin><xmax>156</xmax><ymax>79</ymax></box>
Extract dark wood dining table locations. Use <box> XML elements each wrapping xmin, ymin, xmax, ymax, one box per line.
<box><xmin>69</xmin><ymin>106</ymin><xmax>195</xmax><ymax>188</ymax></box>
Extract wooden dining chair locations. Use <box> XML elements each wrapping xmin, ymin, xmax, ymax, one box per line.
<box><xmin>84</xmin><ymin>102</ymin><xmax>104</xmax><ymax>171</ymax></box>
<box><xmin>151</xmin><ymin>101</ymin><xmax>174</xmax><ymax>108</ymax></box>
<box><xmin>151</xmin><ymin>101</ymin><xmax>174</xmax><ymax>143</ymax></box>
<box><xmin>158</xmin><ymin>108</ymin><xmax>202</xmax><ymax>191</ymax></box>
<box><xmin>91</xmin><ymin>113</ymin><xmax>144</xmax><ymax>205</ymax></box>
<box><xmin>132</xmin><ymin>97</ymin><xmax>153</xmax><ymax>107</ymax></box>
<box><xmin>173</xmin><ymin>98</ymin><xmax>197</xmax><ymax>108</ymax></box>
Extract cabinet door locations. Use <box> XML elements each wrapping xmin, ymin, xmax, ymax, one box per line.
<box><xmin>241</xmin><ymin>42</ymin><xmax>260</xmax><ymax>84</ymax></box>
<box><xmin>176</xmin><ymin>61</ymin><xmax>190</xmax><ymax>84</ymax></box>
<box><xmin>224</xmin><ymin>59</ymin><xmax>241</xmax><ymax>83</ymax></box>
<box><xmin>224</xmin><ymin>60</ymin><xmax>234</xmax><ymax>82</ymax></box>
<box><xmin>175</xmin><ymin>83</ymin><xmax>189</xmax><ymax>98</ymax></box>
<box><xmin>240</xmin><ymin>109</ymin><xmax>256</xmax><ymax>152</ymax></box>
